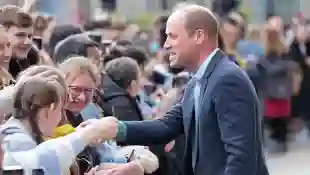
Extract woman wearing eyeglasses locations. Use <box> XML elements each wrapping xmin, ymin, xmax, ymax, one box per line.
<box><xmin>0</xmin><ymin>68</ymin><xmax>119</xmax><ymax>174</ymax></box>
<box><xmin>58</xmin><ymin>56</ymin><xmax>157</xmax><ymax>175</ymax></box>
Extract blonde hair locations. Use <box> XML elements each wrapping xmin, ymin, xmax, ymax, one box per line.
<box><xmin>58</xmin><ymin>56</ymin><xmax>100</xmax><ymax>86</ymax></box>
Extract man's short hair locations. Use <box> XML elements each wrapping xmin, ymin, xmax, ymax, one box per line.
<box><xmin>173</xmin><ymin>4</ymin><xmax>218</xmax><ymax>38</ymax></box>
<box><xmin>103</xmin><ymin>45</ymin><xmax>125</xmax><ymax>64</ymax></box>
<box><xmin>105</xmin><ymin>57</ymin><xmax>140</xmax><ymax>90</ymax></box>
<box><xmin>84</xmin><ymin>20</ymin><xmax>111</xmax><ymax>31</ymax></box>
<box><xmin>0</xmin><ymin>5</ymin><xmax>33</xmax><ymax>28</ymax></box>
<box><xmin>122</xmin><ymin>46</ymin><xmax>149</xmax><ymax>67</ymax></box>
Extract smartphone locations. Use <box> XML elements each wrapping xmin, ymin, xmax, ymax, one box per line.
<box><xmin>33</xmin><ymin>38</ymin><xmax>43</xmax><ymax>50</ymax></box>
<box><xmin>3</xmin><ymin>169</ymin><xmax>24</xmax><ymax>175</ymax></box>
<box><xmin>32</xmin><ymin>169</ymin><xmax>44</xmax><ymax>175</ymax></box>
<box><xmin>89</xmin><ymin>34</ymin><xmax>102</xmax><ymax>44</ymax></box>
<box><xmin>3</xmin><ymin>166</ymin><xmax>45</xmax><ymax>175</ymax></box>
<box><xmin>127</xmin><ymin>149</ymin><xmax>135</xmax><ymax>162</ymax></box>
<box><xmin>144</xmin><ymin>84</ymin><xmax>157</xmax><ymax>95</ymax></box>
<box><xmin>152</xmin><ymin>70</ymin><xmax>167</xmax><ymax>85</ymax></box>
<box><xmin>3</xmin><ymin>166</ymin><xmax>23</xmax><ymax>175</ymax></box>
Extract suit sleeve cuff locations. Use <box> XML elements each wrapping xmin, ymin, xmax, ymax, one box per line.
<box><xmin>115</xmin><ymin>121</ymin><xmax>127</xmax><ymax>142</ymax></box>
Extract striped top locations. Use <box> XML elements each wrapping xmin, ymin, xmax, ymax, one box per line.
<box><xmin>1</xmin><ymin>117</ymin><xmax>87</xmax><ymax>174</ymax></box>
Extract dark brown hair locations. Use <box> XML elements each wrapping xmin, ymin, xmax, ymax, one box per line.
<box><xmin>12</xmin><ymin>77</ymin><xmax>65</xmax><ymax>144</ymax></box>
<box><xmin>105</xmin><ymin>57</ymin><xmax>140</xmax><ymax>90</ymax></box>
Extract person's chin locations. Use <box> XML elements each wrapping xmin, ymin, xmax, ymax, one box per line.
<box><xmin>14</xmin><ymin>52</ymin><xmax>28</xmax><ymax>59</ymax></box>
<box><xmin>0</xmin><ymin>63</ymin><xmax>9</xmax><ymax>70</ymax></box>
<box><xmin>70</xmin><ymin>104</ymin><xmax>87</xmax><ymax>113</ymax></box>
<box><xmin>169</xmin><ymin>56</ymin><xmax>180</xmax><ymax>67</ymax></box>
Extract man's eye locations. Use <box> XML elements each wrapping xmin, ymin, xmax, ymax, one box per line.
<box><xmin>15</xmin><ymin>32</ymin><xmax>25</xmax><ymax>36</ymax></box>
<box><xmin>170</xmin><ymin>35</ymin><xmax>177</xmax><ymax>39</ymax></box>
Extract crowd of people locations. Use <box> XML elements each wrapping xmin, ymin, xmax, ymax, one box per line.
<box><xmin>0</xmin><ymin>0</ymin><xmax>308</xmax><ymax>174</ymax></box>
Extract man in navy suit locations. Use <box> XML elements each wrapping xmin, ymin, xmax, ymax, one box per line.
<box><xmin>103</xmin><ymin>4</ymin><xmax>269</xmax><ymax>175</ymax></box>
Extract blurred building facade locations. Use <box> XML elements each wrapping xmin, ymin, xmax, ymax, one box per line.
<box><xmin>0</xmin><ymin>0</ymin><xmax>309</xmax><ymax>24</ymax></box>
<box><xmin>91</xmin><ymin>0</ymin><xmax>309</xmax><ymax>24</ymax></box>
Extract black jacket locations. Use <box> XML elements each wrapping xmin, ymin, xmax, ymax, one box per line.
<box><xmin>102</xmin><ymin>75</ymin><xmax>182</xmax><ymax>175</ymax></box>
<box><xmin>66</xmin><ymin>110</ymin><xmax>101</xmax><ymax>175</ymax></box>
<box><xmin>102</xmin><ymin>75</ymin><xmax>143</xmax><ymax>121</ymax></box>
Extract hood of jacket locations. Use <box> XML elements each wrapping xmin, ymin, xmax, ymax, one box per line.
<box><xmin>53</xmin><ymin>33</ymin><xmax>97</xmax><ymax>63</ymax></box>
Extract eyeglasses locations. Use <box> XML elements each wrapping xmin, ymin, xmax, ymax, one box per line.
<box><xmin>68</xmin><ymin>86</ymin><xmax>94</xmax><ymax>97</ymax></box>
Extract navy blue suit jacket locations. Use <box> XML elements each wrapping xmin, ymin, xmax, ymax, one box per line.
<box><xmin>121</xmin><ymin>50</ymin><xmax>269</xmax><ymax>175</ymax></box>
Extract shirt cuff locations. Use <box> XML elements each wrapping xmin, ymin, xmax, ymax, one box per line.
<box><xmin>115</xmin><ymin>121</ymin><xmax>127</xmax><ymax>142</ymax></box>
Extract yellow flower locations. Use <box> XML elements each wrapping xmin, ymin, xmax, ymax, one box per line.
<box><xmin>53</xmin><ymin>124</ymin><xmax>76</xmax><ymax>138</ymax></box>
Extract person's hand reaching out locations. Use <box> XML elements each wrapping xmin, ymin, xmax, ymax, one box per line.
<box><xmin>77</xmin><ymin>117</ymin><xmax>119</xmax><ymax>144</ymax></box>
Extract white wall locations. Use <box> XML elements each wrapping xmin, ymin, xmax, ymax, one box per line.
<box><xmin>300</xmin><ymin>0</ymin><xmax>310</xmax><ymax>18</ymax></box>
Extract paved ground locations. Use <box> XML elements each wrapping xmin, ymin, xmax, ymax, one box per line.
<box><xmin>267</xmin><ymin>148</ymin><xmax>310</xmax><ymax>175</ymax></box>
<box><xmin>267</xmin><ymin>135</ymin><xmax>310</xmax><ymax>175</ymax></box>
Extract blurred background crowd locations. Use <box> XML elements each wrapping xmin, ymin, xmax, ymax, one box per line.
<box><xmin>0</xmin><ymin>0</ymin><xmax>309</xmax><ymax>174</ymax></box>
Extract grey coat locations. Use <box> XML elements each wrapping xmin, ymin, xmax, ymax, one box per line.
<box><xmin>258</xmin><ymin>54</ymin><xmax>294</xmax><ymax>99</ymax></box>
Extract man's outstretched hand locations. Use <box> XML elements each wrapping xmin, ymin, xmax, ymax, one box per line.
<box><xmin>78</xmin><ymin>117</ymin><xmax>120</xmax><ymax>142</ymax></box>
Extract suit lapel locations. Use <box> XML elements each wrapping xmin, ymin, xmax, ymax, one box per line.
<box><xmin>192</xmin><ymin>50</ymin><xmax>225</xmax><ymax>169</ymax></box>
<box><xmin>182</xmin><ymin>79</ymin><xmax>195</xmax><ymax>136</ymax></box>
<box><xmin>198</xmin><ymin>50</ymin><xmax>225</xmax><ymax>103</ymax></box>
<box><xmin>183</xmin><ymin>50</ymin><xmax>226</xmax><ymax>135</ymax></box>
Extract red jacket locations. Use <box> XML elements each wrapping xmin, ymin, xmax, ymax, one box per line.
<box><xmin>264</xmin><ymin>98</ymin><xmax>291</xmax><ymax>118</ymax></box>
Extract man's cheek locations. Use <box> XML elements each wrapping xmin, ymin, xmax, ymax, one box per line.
<box><xmin>10</xmin><ymin>38</ymin><xmax>19</xmax><ymax>47</ymax></box>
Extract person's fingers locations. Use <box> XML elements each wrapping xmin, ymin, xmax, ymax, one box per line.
<box><xmin>78</xmin><ymin>119</ymin><xmax>98</xmax><ymax>129</ymax></box>
<box><xmin>84</xmin><ymin>166</ymin><xmax>99</xmax><ymax>175</ymax></box>
<box><xmin>77</xmin><ymin>121</ymin><xmax>92</xmax><ymax>129</ymax></box>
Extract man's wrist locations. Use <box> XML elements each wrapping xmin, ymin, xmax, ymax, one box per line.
<box><xmin>115</xmin><ymin>121</ymin><xmax>127</xmax><ymax>142</ymax></box>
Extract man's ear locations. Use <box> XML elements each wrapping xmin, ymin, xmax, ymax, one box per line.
<box><xmin>126</xmin><ymin>80</ymin><xmax>137</xmax><ymax>94</ymax></box>
<box><xmin>49</xmin><ymin>103</ymin><xmax>56</xmax><ymax>110</ymax></box>
<box><xmin>131</xmin><ymin>80</ymin><xmax>137</xmax><ymax>86</ymax></box>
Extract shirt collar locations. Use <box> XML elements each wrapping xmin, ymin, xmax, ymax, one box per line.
<box><xmin>194</xmin><ymin>48</ymin><xmax>219</xmax><ymax>80</ymax></box>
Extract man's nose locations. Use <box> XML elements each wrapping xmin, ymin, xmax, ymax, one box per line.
<box><xmin>76</xmin><ymin>92</ymin><xmax>86</xmax><ymax>101</ymax></box>
<box><xmin>24</xmin><ymin>36</ymin><xmax>33</xmax><ymax>45</ymax></box>
<box><xmin>163</xmin><ymin>40</ymin><xmax>171</xmax><ymax>50</ymax></box>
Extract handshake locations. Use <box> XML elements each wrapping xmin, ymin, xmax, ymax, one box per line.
<box><xmin>76</xmin><ymin>117</ymin><xmax>120</xmax><ymax>144</ymax></box>
<box><xmin>76</xmin><ymin>118</ymin><xmax>159</xmax><ymax>174</ymax></box>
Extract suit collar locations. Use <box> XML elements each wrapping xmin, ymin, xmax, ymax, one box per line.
<box><xmin>200</xmin><ymin>49</ymin><xmax>225</xmax><ymax>80</ymax></box>
<box><xmin>194</xmin><ymin>48</ymin><xmax>219</xmax><ymax>80</ymax></box>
